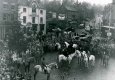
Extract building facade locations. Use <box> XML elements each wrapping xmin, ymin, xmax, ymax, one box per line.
<box><xmin>18</xmin><ymin>0</ymin><xmax>46</xmax><ymax>34</ymax></box>
<box><xmin>111</xmin><ymin>0</ymin><xmax>115</xmax><ymax>26</ymax></box>
<box><xmin>0</xmin><ymin>0</ymin><xmax>18</xmax><ymax>40</ymax></box>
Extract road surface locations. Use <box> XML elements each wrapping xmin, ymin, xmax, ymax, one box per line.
<box><xmin>30</xmin><ymin>52</ymin><xmax>115</xmax><ymax>80</ymax></box>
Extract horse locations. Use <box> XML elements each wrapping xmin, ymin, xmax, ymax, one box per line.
<box><xmin>34</xmin><ymin>62</ymin><xmax>58</xmax><ymax>80</ymax></box>
<box><xmin>58</xmin><ymin>52</ymin><xmax>77</xmax><ymax>64</ymax></box>
<box><xmin>58</xmin><ymin>54</ymin><xmax>68</xmax><ymax>63</ymax></box>
<box><xmin>89</xmin><ymin>55</ymin><xmax>95</xmax><ymax>67</ymax></box>
<box><xmin>75</xmin><ymin>50</ymin><xmax>82</xmax><ymax>65</ymax></box>
<box><xmin>68</xmin><ymin>52</ymin><xmax>77</xmax><ymax>64</ymax></box>
<box><xmin>72</xmin><ymin>44</ymin><xmax>78</xmax><ymax>49</ymax></box>
<box><xmin>64</xmin><ymin>42</ymin><xmax>69</xmax><ymax>48</ymax></box>
<box><xmin>55</xmin><ymin>42</ymin><xmax>61</xmax><ymax>51</ymax></box>
<box><xmin>82</xmin><ymin>51</ymin><xmax>88</xmax><ymax>68</ymax></box>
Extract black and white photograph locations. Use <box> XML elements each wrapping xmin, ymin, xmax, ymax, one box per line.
<box><xmin>0</xmin><ymin>0</ymin><xmax>114</xmax><ymax>80</ymax></box>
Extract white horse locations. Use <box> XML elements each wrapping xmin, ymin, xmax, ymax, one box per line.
<box><xmin>75</xmin><ymin>50</ymin><xmax>82</xmax><ymax>64</ymax></box>
<box><xmin>58</xmin><ymin>52</ymin><xmax>77</xmax><ymax>64</ymax></box>
<box><xmin>58</xmin><ymin>54</ymin><xmax>67</xmax><ymax>62</ymax></box>
<box><xmin>89</xmin><ymin>55</ymin><xmax>95</xmax><ymax>67</ymax></box>
<box><xmin>82</xmin><ymin>51</ymin><xmax>88</xmax><ymax>68</ymax></box>
<box><xmin>64</xmin><ymin>42</ymin><xmax>69</xmax><ymax>48</ymax></box>
<box><xmin>72</xmin><ymin>44</ymin><xmax>78</xmax><ymax>49</ymax></box>
<box><xmin>68</xmin><ymin>52</ymin><xmax>77</xmax><ymax>64</ymax></box>
<box><xmin>55</xmin><ymin>42</ymin><xmax>61</xmax><ymax>50</ymax></box>
<box><xmin>34</xmin><ymin>62</ymin><xmax>58</xmax><ymax>80</ymax></box>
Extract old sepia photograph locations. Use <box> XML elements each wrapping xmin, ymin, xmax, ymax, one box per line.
<box><xmin>0</xmin><ymin>0</ymin><xmax>114</xmax><ymax>80</ymax></box>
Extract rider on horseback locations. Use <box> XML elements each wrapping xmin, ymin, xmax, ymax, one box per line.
<box><xmin>41</xmin><ymin>57</ymin><xmax>47</xmax><ymax>73</ymax></box>
<box><xmin>87</xmin><ymin>51</ymin><xmax>90</xmax><ymax>62</ymax></box>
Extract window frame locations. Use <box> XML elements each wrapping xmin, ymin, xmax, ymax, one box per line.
<box><xmin>3</xmin><ymin>2</ymin><xmax>8</xmax><ymax>9</ymax></box>
<box><xmin>11</xmin><ymin>14</ymin><xmax>14</xmax><ymax>20</ymax></box>
<box><xmin>32</xmin><ymin>8</ymin><xmax>36</xmax><ymax>13</ymax></box>
<box><xmin>32</xmin><ymin>17</ymin><xmax>36</xmax><ymax>23</ymax></box>
<box><xmin>40</xmin><ymin>17</ymin><xmax>43</xmax><ymax>24</ymax></box>
<box><xmin>23</xmin><ymin>8</ymin><xmax>26</xmax><ymax>12</ymax></box>
<box><xmin>3</xmin><ymin>13</ymin><xmax>7</xmax><ymax>21</ymax></box>
<box><xmin>23</xmin><ymin>16</ymin><xmax>26</xmax><ymax>23</ymax></box>
<box><xmin>40</xmin><ymin>10</ymin><xmax>43</xmax><ymax>14</ymax></box>
<box><xmin>11</xmin><ymin>4</ymin><xmax>15</xmax><ymax>10</ymax></box>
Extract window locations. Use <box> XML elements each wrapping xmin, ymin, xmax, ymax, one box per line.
<box><xmin>11</xmin><ymin>14</ymin><xmax>14</xmax><ymax>20</ymax></box>
<box><xmin>8</xmin><ymin>14</ymin><xmax>10</xmax><ymax>20</ymax></box>
<box><xmin>40</xmin><ymin>10</ymin><xmax>43</xmax><ymax>14</ymax></box>
<box><xmin>32</xmin><ymin>17</ymin><xmax>35</xmax><ymax>23</ymax></box>
<box><xmin>23</xmin><ymin>8</ymin><xmax>26</xmax><ymax>12</ymax></box>
<box><xmin>40</xmin><ymin>24</ymin><xmax>44</xmax><ymax>31</ymax></box>
<box><xmin>23</xmin><ymin>16</ymin><xmax>26</xmax><ymax>23</ymax></box>
<box><xmin>3</xmin><ymin>14</ymin><xmax>7</xmax><ymax>20</ymax></box>
<box><xmin>72</xmin><ymin>15</ymin><xmax>75</xmax><ymax>18</ymax></box>
<box><xmin>40</xmin><ymin>17</ymin><xmax>43</xmax><ymax>24</ymax></box>
<box><xmin>3</xmin><ymin>3</ymin><xmax>8</xmax><ymax>9</ymax></box>
<box><xmin>11</xmin><ymin>4</ymin><xmax>15</xmax><ymax>9</ymax></box>
<box><xmin>32</xmin><ymin>8</ymin><xmax>36</xmax><ymax>13</ymax></box>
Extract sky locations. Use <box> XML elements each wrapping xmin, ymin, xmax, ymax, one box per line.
<box><xmin>78</xmin><ymin>0</ymin><xmax>112</xmax><ymax>5</ymax></box>
<box><xmin>49</xmin><ymin>0</ymin><xmax>112</xmax><ymax>5</ymax></box>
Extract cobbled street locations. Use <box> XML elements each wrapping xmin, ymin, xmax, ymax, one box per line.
<box><xmin>28</xmin><ymin>52</ymin><xmax>115</xmax><ymax>80</ymax></box>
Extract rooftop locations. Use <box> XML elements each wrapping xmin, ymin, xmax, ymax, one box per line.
<box><xmin>18</xmin><ymin>0</ymin><xmax>45</xmax><ymax>9</ymax></box>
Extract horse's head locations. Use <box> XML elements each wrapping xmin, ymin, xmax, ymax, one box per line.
<box><xmin>48</xmin><ymin>62</ymin><xmax>58</xmax><ymax>69</ymax></box>
<box><xmin>54</xmin><ymin>63</ymin><xmax>58</xmax><ymax>69</ymax></box>
<box><xmin>72</xmin><ymin>44</ymin><xmax>78</xmax><ymax>49</ymax></box>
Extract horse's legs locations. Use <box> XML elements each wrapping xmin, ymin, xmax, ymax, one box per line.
<box><xmin>47</xmin><ymin>73</ymin><xmax>50</xmax><ymax>80</ymax></box>
<box><xmin>85</xmin><ymin>60</ymin><xmax>88</xmax><ymax>68</ymax></box>
<box><xmin>105</xmin><ymin>58</ymin><xmax>109</xmax><ymax>68</ymax></box>
<box><xmin>101</xmin><ymin>57</ymin><xmax>104</xmax><ymax>65</ymax></box>
<box><xmin>34</xmin><ymin>70</ymin><xmax>38</xmax><ymax>80</ymax></box>
<box><xmin>78</xmin><ymin>57</ymin><xmax>81</xmax><ymax>65</ymax></box>
<box><xmin>28</xmin><ymin>62</ymin><xmax>31</xmax><ymax>73</ymax></box>
<box><xmin>79</xmin><ymin>58</ymin><xmax>81</xmax><ymax>65</ymax></box>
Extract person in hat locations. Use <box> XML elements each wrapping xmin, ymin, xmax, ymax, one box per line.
<box><xmin>41</xmin><ymin>57</ymin><xmax>47</xmax><ymax>73</ymax></box>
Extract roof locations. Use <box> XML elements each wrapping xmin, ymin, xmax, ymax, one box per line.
<box><xmin>58</xmin><ymin>3</ymin><xmax>77</xmax><ymax>13</ymax></box>
<box><xmin>18</xmin><ymin>0</ymin><xmax>45</xmax><ymax>9</ymax></box>
<box><xmin>64</xmin><ymin>5</ymin><xmax>77</xmax><ymax>12</ymax></box>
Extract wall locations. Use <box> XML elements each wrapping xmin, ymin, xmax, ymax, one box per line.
<box><xmin>0</xmin><ymin>0</ymin><xmax>18</xmax><ymax>40</ymax></box>
<box><xmin>19</xmin><ymin>6</ymin><xmax>46</xmax><ymax>34</ymax></box>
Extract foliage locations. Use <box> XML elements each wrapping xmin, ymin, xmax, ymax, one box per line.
<box><xmin>74</xmin><ymin>2</ymin><xmax>96</xmax><ymax>24</ymax></box>
<box><xmin>45</xmin><ymin>1</ymin><xmax>96</xmax><ymax>29</ymax></box>
<box><xmin>45</xmin><ymin>0</ymin><xmax>61</xmax><ymax>12</ymax></box>
<box><xmin>7</xmin><ymin>21</ymin><xmax>27</xmax><ymax>52</ymax></box>
<box><xmin>103</xmin><ymin>4</ymin><xmax>111</xmax><ymax>25</ymax></box>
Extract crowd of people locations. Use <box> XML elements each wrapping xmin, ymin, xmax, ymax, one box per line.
<box><xmin>0</xmin><ymin>50</ymin><xmax>14</xmax><ymax>80</ymax></box>
<box><xmin>0</xmin><ymin>26</ymin><xmax>114</xmax><ymax>80</ymax></box>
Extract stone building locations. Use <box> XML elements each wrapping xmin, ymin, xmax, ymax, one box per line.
<box><xmin>0</xmin><ymin>0</ymin><xmax>18</xmax><ymax>40</ymax></box>
<box><xmin>111</xmin><ymin>0</ymin><xmax>115</xmax><ymax>26</ymax></box>
<box><xmin>18</xmin><ymin>0</ymin><xmax>46</xmax><ymax>34</ymax></box>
